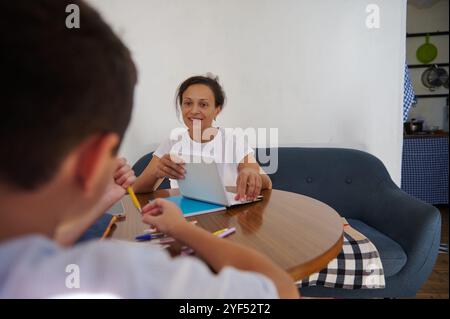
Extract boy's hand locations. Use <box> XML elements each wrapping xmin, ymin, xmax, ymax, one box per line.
<box><xmin>141</xmin><ymin>198</ymin><xmax>187</xmax><ymax>235</ymax></box>
<box><xmin>113</xmin><ymin>157</ymin><xmax>136</xmax><ymax>189</ymax></box>
<box><xmin>102</xmin><ymin>157</ymin><xmax>136</xmax><ymax>206</ymax></box>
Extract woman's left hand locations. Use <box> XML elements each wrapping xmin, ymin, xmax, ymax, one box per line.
<box><xmin>235</xmin><ymin>167</ymin><xmax>262</xmax><ymax>201</ymax></box>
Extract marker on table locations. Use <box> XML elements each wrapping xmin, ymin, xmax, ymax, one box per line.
<box><xmin>217</xmin><ymin>227</ymin><xmax>236</xmax><ymax>238</ymax></box>
<box><xmin>181</xmin><ymin>247</ymin><xmax>195</xmax><ymax>256</ymax></box>
<box><xmin>145</xmin><ymin>221</ymin><xmax>197</xmax><ymax>234</ymax></box>
<box><xmin>178</xmin><ymin>227</ymin><xmax>237</xmax><ymax>256</ymax></box>
<box><xmin>144</xmin><ymin>229</ymin><xmax>163</xmax><ymax>234</ymax></box>
<box><xmin>158</xmin><ymin>237</ymin><xmax>176</xmax><ymax>244</ymax></box>
<box><xmin>135</xmin><ymin>233</ymin><xmax>165</xmax><ymax>241</ymax></box>
<box><xmin>127</xmin><ymin>186</ymin><xmax>141</xmax><ymax>213</ymax></box>
<box><xmin>213</xmin><ymin>228</ymin><xmax>229</xmax><ymax>236</ymax></box>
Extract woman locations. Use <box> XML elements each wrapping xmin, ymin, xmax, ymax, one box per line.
<box><xmin>133</xmin><ymin>75</ymin><xmax>271</xmax><ymax>201</ymax></box>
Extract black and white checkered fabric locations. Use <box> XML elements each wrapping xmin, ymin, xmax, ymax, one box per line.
<box><xmin>297</xmin><ymin>233</ymin><xmax>385</xmax><ymax>289</ymax></box>
<box><xmin>403</xmin><ymin>63</ymin><xmax>416</xmax><ymax>122</ymax></box>
<box><xmin>401</xmin><ymin>136</ymin><xmax>449</xmax><ymax>205</ymax></box>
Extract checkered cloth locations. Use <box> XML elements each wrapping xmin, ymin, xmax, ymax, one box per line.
<box><xmin>297</xmin><ymin>219</ymin><xmax>385</xmax><ymax>289</ymax></box>
<box><xmin>401</xmin><ymin>136</ymin><xmax>449</xmax><ymax>205</ymax></box>
<box><xmin>403</xmin><ymin>63</ymin><xmax>416</xmax><ymax>122</ymax></box>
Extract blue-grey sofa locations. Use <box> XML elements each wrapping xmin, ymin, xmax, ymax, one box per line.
<box><xmin>132</xmin><ymin>147</ymin><xmax>441</xmax><ymax>298</ymax></box>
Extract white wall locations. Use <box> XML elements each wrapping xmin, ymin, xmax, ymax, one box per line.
<box><xmin>406</xmin><ymin>0</ymin><xmax>449</xmax><ymax>131</ymax></box>
<box><xmin>88</xmin><ymin>0</ymin><xmax>407</xmax><ymax>185</ymax></box>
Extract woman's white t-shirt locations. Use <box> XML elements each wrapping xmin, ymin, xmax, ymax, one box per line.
<box><xmin>153</xmin><ymin>127</ymin><xmax>254</xmax><ymax>188</ymax></box>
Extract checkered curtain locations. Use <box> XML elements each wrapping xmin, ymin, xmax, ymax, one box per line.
<box><xmin>401</xmin><ymin>136</ymin><xmax>449</xmax><ymax>205</ymax></box>
<box><xmin>403</xmin><ymin>63</ymin><xmax>416</xmax><ymax>122</ymax></box>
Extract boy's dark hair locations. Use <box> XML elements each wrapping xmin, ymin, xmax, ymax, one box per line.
<box><xmin>0</xmin><ymin>0</ymin><xmax>137</xmax><ymax>190</ymax></box>
<box><xmin>176</xmin><ymin>74</ymin><xmax>226</xmax><ymax>111</ymax></box>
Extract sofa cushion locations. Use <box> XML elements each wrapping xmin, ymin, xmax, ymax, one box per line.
<box><xmin>347</xmin><ymin>219</ymin><xmax>407</xmax><ymax>277</ymax></box>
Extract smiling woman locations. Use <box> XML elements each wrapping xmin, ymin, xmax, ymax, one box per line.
<box><xmin>176</xmin><ymin>74</ymin><xmax>226</xmax><ymax>136</ymax></box>
<box><xmin>133</xmin><ymin>74</ymin><xmax>272</xmax><ymax>200</ymax></box>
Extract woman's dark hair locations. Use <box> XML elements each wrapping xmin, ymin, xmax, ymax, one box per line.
<box><xmin>176</xmin><ymin>74</ymin><xmax>226</xmax><ymax>111</ymax></box>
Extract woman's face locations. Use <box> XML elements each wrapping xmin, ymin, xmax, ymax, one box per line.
<box><xmin>180</xmin><ymin>84</ymin><xmax>221</xmax><ymax>133</ymax></box>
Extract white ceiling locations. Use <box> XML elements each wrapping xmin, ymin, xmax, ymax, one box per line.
<box><xmin>409</xmin><ymin>0</ymin><xmax>443</xmax><ymax>9</ymax></box>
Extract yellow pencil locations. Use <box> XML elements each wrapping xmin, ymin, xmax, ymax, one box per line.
<box><xmin>101</xmin><ymin>215</ymin><xmax>118</xmax><ymax>240</ymax></box>
<box><xmin>127</xmin><ymin>186</ymin><xmax>142</xmax><ymax>213</ymax></box>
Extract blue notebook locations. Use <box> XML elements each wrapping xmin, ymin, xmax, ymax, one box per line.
<box><xmin>162</xmin><ymin>196</ymin><xmax>225</xmax><ymax>217</ymax></box>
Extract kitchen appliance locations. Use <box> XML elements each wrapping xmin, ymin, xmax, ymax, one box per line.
<box><xmin>404</xmin><ymin>118</ymin><xmax>424</xmax><ymax>134</ymax></box>
<box><xmin>421</xmin><ymin>65</ymin><xmax>449</xmax><ymax>91</ymax></box>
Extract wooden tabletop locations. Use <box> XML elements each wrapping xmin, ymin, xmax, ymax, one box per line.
<box><xmin>111</xmin><ymin>188</ymin><xmax>344</xmax><ymax>281</ymax></box>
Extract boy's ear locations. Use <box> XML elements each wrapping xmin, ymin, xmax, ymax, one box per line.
<box><xmin>74</xmin><ymin>133</ymin><xmax>119</xmax><ymax>195</ymax></box>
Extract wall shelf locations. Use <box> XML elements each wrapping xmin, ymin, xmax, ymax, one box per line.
<box><xmin>408</xmin><ymin>63</ymin><xmax>449</xmax><ymax>69</ymax></box>
<box><xmin>406</xmin><ymin>31</ymin><xmax>449</xmax><ymax>38</ymax></box>
<box><xmin>415</xmin><ymin>94</ymin><xmax>448</xmax><ymax>98</ymax></box>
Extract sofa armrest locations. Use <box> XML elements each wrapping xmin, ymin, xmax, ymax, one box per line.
<box><xmin>361</xmin><ymin>180</ymin><xmax>441</xmax><ymax>276</ymax></box>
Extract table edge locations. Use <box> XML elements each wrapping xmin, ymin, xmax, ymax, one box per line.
<box><xmin>287</xmin><ymin>230</ymin><xmax>344</xmax><ymax>281</ymax></box>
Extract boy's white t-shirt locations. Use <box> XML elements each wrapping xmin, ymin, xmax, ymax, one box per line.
<box><xmin>153</xmin><ymin>127</ymin><xmax>254</xmax><ymax>188</ymax></box>
<box><xmin>0</xmin><ymin>235</ymin><xmax>278</xmax><ymax>298</ymax></box>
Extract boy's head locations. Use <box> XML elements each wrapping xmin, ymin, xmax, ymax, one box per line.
<box><xmin>0</xmin><ymin>1</ymin><xmax>136</xmax><ymax>221</ymax></box>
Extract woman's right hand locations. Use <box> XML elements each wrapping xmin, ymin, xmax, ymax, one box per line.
<box><xmin>155</xmin><ymin>154</ymin><xmax>185</xmax><ymax>180</ymax></box>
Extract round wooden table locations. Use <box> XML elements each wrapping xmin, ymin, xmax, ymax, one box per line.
<box><xmin>112</xmin><ymin>188</ymin><xmax>344</xmax><ymax>281</ymax></box>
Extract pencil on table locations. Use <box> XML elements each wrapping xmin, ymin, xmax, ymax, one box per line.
<box><xmin>101</xmin><ymin>215</ymin><xmax>118</xmax><ymax>240</ymax></box>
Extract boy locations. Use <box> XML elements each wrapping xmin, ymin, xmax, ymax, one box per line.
<box><xmin>0</xmin><ymin>0</ymin><xmax>298</xmax><ymax>298</ymax></box>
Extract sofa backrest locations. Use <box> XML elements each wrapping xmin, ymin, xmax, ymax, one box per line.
<box><xmin>255</xmin><ymin>147</ymin><xmax>394</xmax><ymax>219</ymax></box>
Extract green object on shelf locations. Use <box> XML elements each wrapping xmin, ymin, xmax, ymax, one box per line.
<box><xmin>416</xmin><ymin>34</ymin><xmax>438</xmax><ymax>64</ymax></box>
